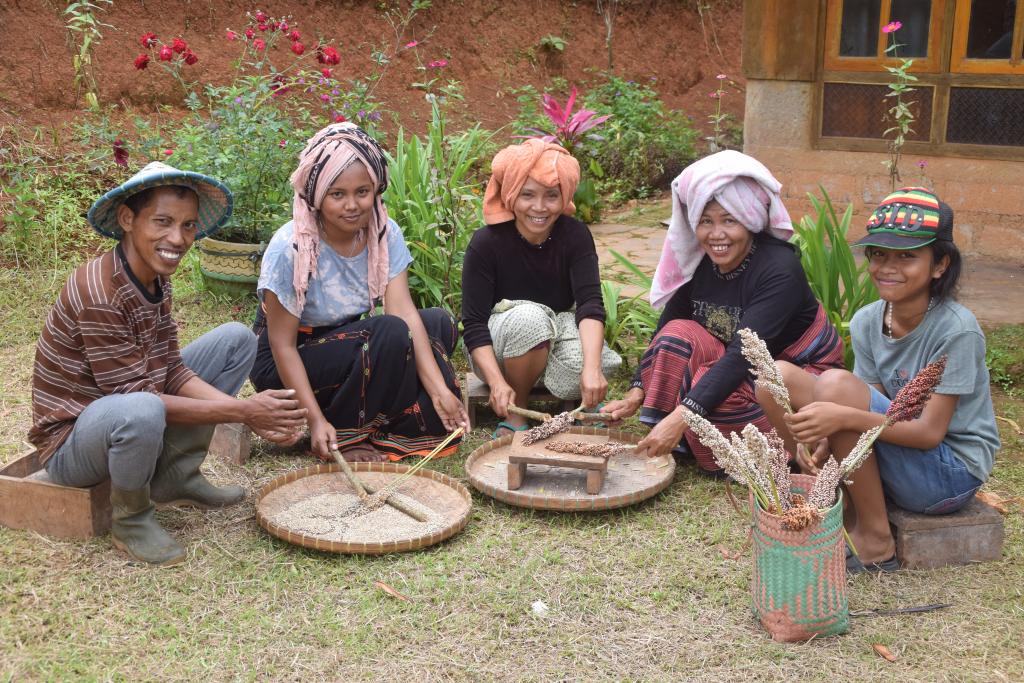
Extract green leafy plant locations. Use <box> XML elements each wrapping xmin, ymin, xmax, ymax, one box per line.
<box><xmin>986</xmin><ymin>324</ymin><xmax>1024</xmax><ymax>395</ymax></box>
<box><xmin>383</xmin><ymin>99</ymin><xmax>493</xmax><ymax>311</ymax></box>
<box><xmin>881</xmin><ymin>20</ymin><xmax>917</xmax><ymax>190</ymax></box>
<box><xmin>538</xmin><ymin>35</ymin><xmax>567</xmax><ymax>52</ymax></box>
<box><xmin>64</xmin><ymin>0</ymin><xmax>113</xmax><ymax>110</ymax></box>
<box><xmin>601</xmin><ymin>250</ymin><xmax>661</xmax><ymax>362</ymax></box>
<box><xmin>792</xmin><ymin>189</ymin><xmax>879</xmax><ymax>369</ymax></box>
<box><xmin>706</xmin><ymin>73</ymin><xmax>743</xmax><ymax>153</ymax></box>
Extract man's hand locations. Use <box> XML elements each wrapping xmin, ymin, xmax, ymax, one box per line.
<box><xmin>244</xmin><ymin>388</ymin><xmax>307</xmax><ymax>437</ymax></box>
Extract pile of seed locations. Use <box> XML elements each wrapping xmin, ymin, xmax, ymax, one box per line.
<box><xmin>521</xmin><ymin>411</ymin><xmax>576</xmax><ymax>446</ymax></box>
<box><xmin>544</xmin><ymin>440</ymin><xmax>620</xmax><ymax>459</ymax></box>
<box><xmin>271</xmin><ymin>491</ymin><xmax>444</xmax><ymax>543</ymax></box>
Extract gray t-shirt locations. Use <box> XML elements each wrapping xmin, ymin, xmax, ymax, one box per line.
<box><xmin>850</xmin><ymin>299</ymin><xmax>999</xmax><ymax>482</ymax></box>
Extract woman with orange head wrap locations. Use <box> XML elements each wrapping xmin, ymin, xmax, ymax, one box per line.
<box><xmin>462</xmin><ymin>139</ymin><xmax>621</xmax><ymax>436</ymax></box>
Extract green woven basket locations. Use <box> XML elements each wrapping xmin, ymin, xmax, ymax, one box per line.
<box><xmin>750</xmin><ymin>473</ymin><xmax>849</xmax><ymax>642</ymax></box>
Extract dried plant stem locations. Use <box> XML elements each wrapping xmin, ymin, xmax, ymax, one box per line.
<box><xmin>506</xmin><ymin>405</ymin><xmax>552</xmax><ymax>422</ymax></box>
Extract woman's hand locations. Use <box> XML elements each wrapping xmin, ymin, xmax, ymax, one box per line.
<box><xmin>794</xmin><ymin>439</ymin><xmax>829</xmax><ymax>475</ymax></box>
<box><xmin>432</xmin><ymin>388</ymin><xmax>470</xmax><ymax>432</ymax></box>
<box><xmin>308</xmin><ymin>416</ymin><xmax>337</xmax><ymax>460</ymax></box>
<box><xmin>489</xmin><ymin>380</ymin><xmax>516</xmax><ymax>419</ymax></box>
<box><xmin>604</xmin><ymin>387</ymin><xmax>644</xmax><ymax>422</ymax></box>
<box><xmin>637</xmin><ymin>408</ymin><xmax>687</xmax><ymax>458</ymax></box>
<box><xmin>783</xmin><ymin>401</ymin><xmax>847</xmax><ymax>445</ymax></box>
<box><xmin>579</xmin><ymin>366</ymin><xmax>608</xmax><ymax>410</ymax></box>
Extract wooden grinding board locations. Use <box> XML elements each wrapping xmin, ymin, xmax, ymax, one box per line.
<box><xmin>466</xmin><ymin>426</ymin><xmax>675</xmax><ymax>511</ymax></box>
<box><xmin>256</xmin><ymin>462</ymin><xmax>472</xmax><ymax>554</ymax></box>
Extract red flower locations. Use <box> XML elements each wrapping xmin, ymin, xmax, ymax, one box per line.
<box><xmin>257</xmin><ymin>23</ymin><xmax>269</xmax><ymax>31</ymax></box>
<box><xmin>171</xmin><ymin>37</ymin><xmax>187</xmax><ymax>54</ymax></box>
<box><xmin>133</xmin><ymin>53</ymin><xmax>150</xmax><ymax>70</ymax></box>
<box><xmin>278</xmin><ymin>21</ymin><xmax>289</xmax><ymax>32</ymax></box>
<box><xmin>245</xmin><ymin>27</ymin><xmax>255</xmax><ymax>39</ymax></box>
<box><xmin>159</xmin><ymin>45</ymin><xmax>173</xmax><ymax>61</ymax></box>
<box><xmin>269</xmin><ymin>21</ymin><xmax>278</xmax><ymax>31</ymax></box>
<box><xmin>253</xmin><ymin>38</ymin><xmax>266</xmax><ymax>51</ymax></box>
<box><xmin>254</xmin><ymin>10</ymin><xmax>268</xmax><ymax>23</ymax></box>
<box><xmin>112</xmin><ymin>139</ymin><xmax>128</xmax><ymax>167</ymax></box>
<box><xmin>427</xmin><ymin>58</ymin><xmax>448</xmax><ymax>68</ymax></box>
<box><xmin>184</xmin><ymin>50</ymin><xmax>198</xmax><ymax>65</ymax></box>
<box><xmin>321</xmin><ymin>67</ymin><xmax>332</xmax><ymax>78</ymax></box>
<box><xmin>163</xmin><ymin>149</ymin><xmax>174</xmax><ymax>156</ymax></box>
<box><xmin>291</xmin><ymin>41</ymin><xmax>305</xmax><ymax>55</ymax></box>
<box><xmin>226</xmin><ymin>29</ymin><xmax>238</xmax><ymax>41</ymax></box>
<box><xmin>139</xmin><ymin>32</ymin><xmax>158</xmax><ymax>48</ymax></box>
<box><xmin>316</xmin><ymin>46</ymin><xmax>340</xmax><ymax>65</ymax></box>
<box><xmin>334</xmin><ymin>114</ymin><xmax>347</xmax><ymax>123</ymax></box>
<box><xmin>289</xmin><ymin>29</ymin><xmax>301</xmax><ymax>41</ymax></box>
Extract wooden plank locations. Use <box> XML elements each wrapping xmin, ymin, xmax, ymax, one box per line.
<box><xmin>0</xmin><ymin>451</ymin><xmax>41</xmax><ymax>478</ymax></box>
<box><xmin>743</xmin><ymin>0</ymin><xmax>821</xmax><ymax>81</ymax></box>
<box><xmin>585</xmin><ymin>469</ymin><xmax>605</xmax><ymax>495</ymax></box>
<box><xmin>0</xmin><ymin>473</ymin><xmax>111</xmax><ymax>539</ymax></box>
<box><xmin>507</xmin><ymin>462</ymin><xmax>525</xmax><ymax>490</ymax></box>
<box><xmin>508</xmin><ymin>451</ymin><xmax>608</xmax><ymax>471</ymax></box>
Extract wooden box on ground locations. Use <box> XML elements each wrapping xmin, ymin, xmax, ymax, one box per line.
<box><xmin>0</xmin><ymin>451</ymin><xmax>111</xmax><ymax>539</ymax></box>
<box><xmin>888</xmin><ymin>496</ymin><xmax>1004</xmax><ymax>569</ymax></box>
<box><xmin>463</xmin><ymin>372</ymin><xmax>576</xmax><ymax>428</ymax></box>
<box><xmin>208</xmin><ymin>423</ymin><xmax>252</xmax><ymax>465</ymax></box>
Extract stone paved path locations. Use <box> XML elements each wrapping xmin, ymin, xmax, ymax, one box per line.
<box><xmin>591</xmin><ymin>201</ymin><xmax>1024</xmax><ymax>326</ymax></box>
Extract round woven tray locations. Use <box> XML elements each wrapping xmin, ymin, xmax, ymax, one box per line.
<box><xmin>465</xmin><ymin>426</ymin><xmax>675</xmax><ymax>511</ymax></box>
<box><xmin>256</xmin><ymin>462</ymin><xmax>472</xmax><ymax>554</ymax></box>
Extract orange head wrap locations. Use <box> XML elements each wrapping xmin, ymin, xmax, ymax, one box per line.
<box><xmin>482</xmin><ymin>139</ymin><xmax>581</xmax><ymax>224</ymax></box>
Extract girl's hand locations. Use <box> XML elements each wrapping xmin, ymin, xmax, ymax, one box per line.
<box><xmin>579</xmin><ymin>366</ymin><xmax>608</xmax><ymax>410</ymax></box>
<box><xmin>795</xmin><ymin>439</ymin><xmax>830</xmax><ymax>474</ymax></box>
<box><xmin>489</xmin><ymin>381</ymin><xmax>516</xmax><ymax>419</ymax></box>
<box><xmin>308</xmin><ymin>417</ymin><xmax>337</xmax><ymax>460</ymax></box>
<box><xmin>432</xmin><ymin>388</ymin><xmax>470</xmax><ymax>432</ymax></box>
<box><xmin>637</xmin><ymin>409</ymin><xmax>687</xmax><ymax>458</ymax></box>
<box><xmin>604</xmin><ymin>387</ymin><xmax>644</xmax><ymax>422</ymax></box>
<box><xmin>784</xmin><ymin>401</ymin><xmax>847</xmax><ymax>445</ymax></box>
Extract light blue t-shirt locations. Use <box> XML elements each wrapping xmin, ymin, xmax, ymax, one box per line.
<box><xmin>258</xmin><ymin>219</ymin><xmax>413</xmax><ymax>326</ymax></box>
<box><xmin>850</xmin><ymin>299</ymin><xmax>999</xmax><ymax>482</ymax></box>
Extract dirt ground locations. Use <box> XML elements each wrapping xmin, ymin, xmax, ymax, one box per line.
<box><xmin>0</xmin><ymin>0</ymin><xmax>744</xmax><ymax>136</ymax></box>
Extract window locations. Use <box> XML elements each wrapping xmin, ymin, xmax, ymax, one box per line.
<box><xmin>819</xmin><ymin>0</ymin><xmax>1024</xmax><ymax>155</ymax></box>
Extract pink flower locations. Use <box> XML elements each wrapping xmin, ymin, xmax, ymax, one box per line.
<box><xmin>320</xmin><ymin>94</ymin><xmax>331</xmax><ymax>102</ymax></box>
<box><xmin>289</xmin><ymin>30</ymin><xmax>301</xmax><ymax>41</ymax></box>
<box><xmin>291</xmin><ymin>41</ymin><xmax>305</xmax><ymax>55</ymax></box>
<box><xmin>321</xmin><ymin>67</ymin><xmax>332</xmax><ymax>78</ymax></box>
<box><xmin>163</xmin><ymin>149</ymin><xmax>174</xmax><ymax>156</ymax></box>
<box><xmin>253</xmin><ymin>38</ymin><xmax>266</xmax><ymax>51</ymax></box>
<box><xmin>917</xmin><ymin>160</ymin><xmax>927</xmax><ymax>169</ymax></box>
<box><xmin>139</xmin><ymin>32</ymin><xmax>158</xmax><ymax>48</ymax></box>
<box><xmin>257</xmin><ymin>23</ymin><xmax>269</xmax><ymax>32</ymax></box>
<box><xmin>269</xmin><ymin>21</ymin><xmax>279</xmax><ymax>31</ymax></box>
<box><xmin>226</xmin><ymin>29</ymin><xmax>238</xmax><ymax>41</ymax></box>
<box><xmin>708</xmin><ymin>91</ymin><xmax>721</xmax><ymax>99</ymax></box>
<box><xmin>159</xmin><ymin>45</ymin><xmax>173</xmax><ymax>61</ymax></box>
<box><xmin>279</xmin><ymin>139</ymin><xmax>287</xmax><ymax>149</ymax></box>
<box><xmin>278</xmin><ymin>21</ymin><xmax>289</xmax><ymax>32</ymax></box>
<box><xmin>317</xmin><ymin>46</ymin><xmax>340</xmax><ymax>65</ymax></box>
<box><xmin>882</xmin><ymin>20</ymin><xmax>902</xmax><ymax>33</ymax></box>
<box><xmin>716</xmin><ymin>73</ymin><xmax>727</xmax><ymax>80</ymax></box>
<box><xmin>254</xmin><ymin>10</ymin><xmax>268</xmax><ymax>23</ymax></box>
<box><xmin>183</xmin><ymin>50</ymin><xmax>198</xmax><ymax>65</ymax></box>
<box><xmin>171</xmin><ymin>37</ymin><xmax>187</xmax><ymax>54</ymax></box>
<box><xmin>112</xmin><ymin>139</ymin><xmax>128</xmax><ymax>167</ymax></box>
<box><xmin>427</xmin><ymin>58</ymin><xmax>448</xmax><ymax>68</ymax></box>
<box><xmin>405</xmin><ymin>40</ymin><xmax>418</xmax><ymax>48</ymax></box>
<box><xmin>245</xmin><ymin>27</ymin><xmax>255</xmax><ymax>39</ymax></box>
<box><xmin>133</xmin><ymin>53</ymin><xmax>150</xmax><ymax>70</ymax></box>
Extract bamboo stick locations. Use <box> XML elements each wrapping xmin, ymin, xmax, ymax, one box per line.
<box><xmin>506</xmin><ymin>405</ymin><xmax>551</xmax><ymax>422</ymax></box>
<box><xmin>329</xmin><ymin>448</ymin><xmax>428</xmax><ymax>522</ymax></box>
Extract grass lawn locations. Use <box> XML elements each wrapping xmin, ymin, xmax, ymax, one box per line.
<box><xmin>2</xmin><ymin>261</ymin><xmax>1022</xmax><ymax>681</ymax></box>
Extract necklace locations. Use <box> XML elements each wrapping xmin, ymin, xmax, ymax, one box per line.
<box><xmin>884</xmin><ymin>297</ymin><xmax>934</xmax><ymax>340</ymax></box>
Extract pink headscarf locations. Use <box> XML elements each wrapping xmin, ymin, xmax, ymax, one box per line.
<box><xmin>650</xmin><ymin>150</ymin><xmax>793</xmax><ymax>308</ymax></box>
<box><xmin>289</xmin><ymin>123</ymin><xmax>391</xmax><ymax>313</ymax></box>
<box><xmin>482</xmin><ymin>139</ymin><xmax>580</xmax><ymax>224</ymax></box>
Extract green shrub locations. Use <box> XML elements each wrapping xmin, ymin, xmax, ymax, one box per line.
<box><xmin>383</xmin><ymin>100</ymin><xmax>493</xmax><ymax>312</ymax></box>
<box><xmin>986</xmin><ymin>324</ymin><xmax>1024</xmax><ymax>394</ymax></box>
<box><xmin>602</xmin><ymin>250</ymin><xmax>661</xmax><ymax>363</ymax></box>
<box><xmin>793</xmin><ymin>189</ymin><xmax>879</xmax><ymax>369</ymax></box>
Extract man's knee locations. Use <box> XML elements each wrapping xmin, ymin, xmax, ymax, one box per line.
<box><xmin>220</xmin><ymin>321</ymin><xmax>257</xmax><ymax>359</ymax></box>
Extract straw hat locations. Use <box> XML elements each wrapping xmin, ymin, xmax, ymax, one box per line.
<box><xmin>86</xmin><ymin>161</ymin><xmax>233</xmax><ymax>239</ymax></box>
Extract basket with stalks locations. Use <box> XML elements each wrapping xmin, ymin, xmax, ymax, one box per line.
<box><xmin>680</xmin><ymin>328</ymin><xmax>948</xmax><ymax>642</ymax></box>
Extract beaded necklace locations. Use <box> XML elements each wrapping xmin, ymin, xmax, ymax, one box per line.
<box><xmin>884</xmin><ymin>297</ymin><xmax>934</xmax><ymax>340</ymax></box>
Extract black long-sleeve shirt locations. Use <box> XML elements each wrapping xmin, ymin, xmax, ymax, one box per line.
<box><xmin>461</xmin><ymin>216</ymin><xmax>605</xmax><ymax>351</ymax></box>
<box><xmin>635</xmin><ymin>234</ymin><xmax>819</xmax><ymax>415</ymax></box>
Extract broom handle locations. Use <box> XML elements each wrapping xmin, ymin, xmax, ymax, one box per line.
<box><xmin>329</xmin><ymin>448</ymin><xmax>427</xmax><ymax>522</ymax></box>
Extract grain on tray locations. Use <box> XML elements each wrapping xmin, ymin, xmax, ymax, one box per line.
<box><xmin>271</xmin><ymin>492</ymin><xmax>444</xmax><ymax>543</ymax></box>
<box><xmin>521</xmin><ymin>411</ymin><xmax>576</xmax><ymax>446</ymax></box>
<box><xmin>543</xmin><ymin>441</ymin><xmax>621</xmax><ymax>459</ymax></box>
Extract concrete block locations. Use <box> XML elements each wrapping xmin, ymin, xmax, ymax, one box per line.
<box><xmin>887</xmin><ymin>496</ymin><xmax>1004</xmax><ymax>570</ymax></box>
<box><xmin>208</xmin><ymin>423</ymin><xmax>252</xmax><ymax>465</ymax></box>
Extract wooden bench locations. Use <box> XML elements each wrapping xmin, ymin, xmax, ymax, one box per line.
<box><xmin>887</xmin><ymin>495</ymin><xmax>1005</xmax><ymax>569</ymax></box>
<box><xmin>507</xmin><ymin>450</ymin><xmax>608</xmax><ymax>495</ymax></box>
<box><xmin>0</xmin><ymin>450</ymin><xmax>111</xmax><ymax>539</ymax></box>
<box><xmin>462</xmin><ymin>372</ymin><xmax>576</xmax><ymax>428</ymax></box>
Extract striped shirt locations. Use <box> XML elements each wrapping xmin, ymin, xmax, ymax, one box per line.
<box><xmin>29</xmin><ymin>246</ymin><xmax>195</xmax><ymax>464</ymax></box>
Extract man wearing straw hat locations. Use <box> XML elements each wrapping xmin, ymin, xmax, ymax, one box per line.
<box><xmin>28</xmin><ymin>162</ymin><xmax>307</xmax><ymax>566</ymax></box>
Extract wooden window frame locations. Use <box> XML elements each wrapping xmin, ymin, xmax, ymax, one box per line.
<box><xmin>950</xmin><ymin>0</ymin><xmax>1024</xmax><ymax>74</ymax></box>
<box><xmin>824</xmin><ymin>0</ymin><xmax>947</xmax><ymax>73</ymax></box>
<box><xmin>816</xmin><ymin>0</ymin><xmax>1024</xmax><ymax>161</ymax></box>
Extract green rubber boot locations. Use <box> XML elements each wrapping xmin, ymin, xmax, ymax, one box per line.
<box><xmin>151</xmin><ymin>425</ymin><xmax>246</xmax><ymax>508</ymax></box>
<box><xmin>110</xmin><ymin>486</ymin><xmax>186</xmax><ymax>566</ymax></box>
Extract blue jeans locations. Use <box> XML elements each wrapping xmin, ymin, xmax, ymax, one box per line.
<box><xmin>46</xmin><ymin>323</ymin><xmax>256</xmax><ymax>490</ymax></box>
<box><xmin>868</xmin><ymin>386</ymin><xmax>982</xmax><ymax>514</ymax></box>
